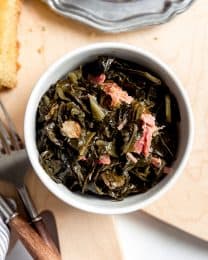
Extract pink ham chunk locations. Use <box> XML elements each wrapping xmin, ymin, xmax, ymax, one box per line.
<box><xmin>79</xmin><ymin>156</ymin><xmax>87</xmax><ymax>161</ymax></box>
<box><xmin>117</xmin><ymin>118</ymin><xmax>127</xmax><ymax>131</ymax></box>
<box><xmin>102</xmin><ymin>82</ymin><xmax>133</xmax><ymax>107</ymax></box>
<box><xmin>141</xmin><ymin>113</ymin><xmax>155</xmax><ymax>127</ymax></box>
<box><xmin>143</xmin><ymin>126</ymin><xmax>154</xmax><ymax>157</ymax></box>
<box><xmin>88</xmin><ymin>73</ymin><xmax>106</xmax><ymax>84</ymax></box>
<box><xmin>133</xmin><ymin>127</ymin><xmax>147</xmax><ymax>154</ymax></box>
<box><xmin>126</xmin><ymin>152</ymin><xmax>138</xmax><ymax>164</ymax></box>
<box><xmin>133</xmin><ymin>113</ymin><xmax>156</xmax><ymax>157</ymax></box>
<box><xmin>98</xmin><ymin>155</ymin><xmax>111</xmax><ymax>165</ymax></box>
<box><xmin>151</xmin><ymin>157</ymin><xmax>162</xmax><ymax>168</ymax></box>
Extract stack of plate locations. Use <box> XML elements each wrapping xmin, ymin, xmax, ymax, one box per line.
<box><xmin>0</xmin><ymin>218</ymin><xmax>9</xmax><ymax>260</ymax></box>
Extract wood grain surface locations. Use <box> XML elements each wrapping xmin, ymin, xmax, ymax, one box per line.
<box><xmin>0</xmin><ymin>0</ymin><xmax>207</xmax><ymax>258</ymax></box>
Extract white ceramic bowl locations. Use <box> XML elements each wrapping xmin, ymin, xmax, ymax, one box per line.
<box><xmin>24</xmin><ymin>43</ymin><xmax>194</xmax><ymax>214</ymax></box>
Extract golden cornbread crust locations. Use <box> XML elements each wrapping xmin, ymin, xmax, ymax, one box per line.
<box><xmin>0</xmin><ymin>0</ymin><xmax>20</xmax><ymax>89</ymax></box>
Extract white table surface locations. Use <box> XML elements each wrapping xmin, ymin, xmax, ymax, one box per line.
<box><xmin>6</xmin><ymin>211</ymin><xmax>208</xmax><ymax>260</ymax></box>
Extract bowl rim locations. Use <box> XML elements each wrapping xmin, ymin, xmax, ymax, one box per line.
<box><xmin>24</xmin><ymin>42</ymin><xmax>194</xmax><ymax>214</ymax></box>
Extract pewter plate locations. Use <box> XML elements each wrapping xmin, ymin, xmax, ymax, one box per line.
<box><xmin>42</xmin><ymin>0</ymin><xmax>195</xmax><ymax>33</ymax></box>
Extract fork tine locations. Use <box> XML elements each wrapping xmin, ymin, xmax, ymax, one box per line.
<box><xmin>0</xmin><ymin>100</ymin><xmax>22</xmax><ymax>150</ymax></box>
<box><xmin>0</xmin><ymin>118</ymin><xmax>12</xmax><ymax>154</ymax></box>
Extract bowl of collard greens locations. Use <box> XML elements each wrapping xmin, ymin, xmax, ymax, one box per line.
<box><xmin>24</xmin><ymin>43</ymin><xmax>193</xmax><ymax>214</ymax></box>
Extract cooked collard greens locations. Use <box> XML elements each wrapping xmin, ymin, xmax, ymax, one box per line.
<box><xmin>36</xmin><ymin>56</ymin><xmax>180</xmax><ymax>200</ymax></box>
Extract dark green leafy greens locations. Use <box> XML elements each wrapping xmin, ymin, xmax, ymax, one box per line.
<box><xmin>36</xmin><ymin>56</ymin><xmax>180</xmax><ymax>200</ymax></box>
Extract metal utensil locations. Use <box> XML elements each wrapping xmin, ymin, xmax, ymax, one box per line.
<box><xmin>6</xmin><ymin>210</ymin><xmax>61</xmax><ymax>260</ymax></box>
<box><xmin>0</xmin><ymin>100</ymin><xmax>59</xmax><ymax>255</ymax></box>
<box><xmin>0</xmin><ymin>194</ymin><xmax>61</xmax><ymax>260</ymax></box>
<box><xmin>41</xmin><ymin>211</ymin><xmax>61</xmax><ymax>253</ymax></box>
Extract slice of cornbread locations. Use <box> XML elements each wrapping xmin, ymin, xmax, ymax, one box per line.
<box><xmin>0</xmin><ymin>0</ymin><xmax>20</xmax><ymax>89</ymax></box>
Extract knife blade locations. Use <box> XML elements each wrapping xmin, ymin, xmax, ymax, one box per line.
<box><xmin>40</xmin><ymin>210</ymin><xmax>60</xmax><ymax>252</ymax></box>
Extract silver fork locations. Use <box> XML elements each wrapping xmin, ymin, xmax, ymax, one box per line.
<box><xmin>0</xmin><ymin>100</ymin><xmax>59</xmax><ymax>254</ymax></box>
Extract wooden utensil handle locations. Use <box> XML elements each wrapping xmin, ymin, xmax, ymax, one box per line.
<box><xmin>17</xmin><ymin>185</ymin><xmax>59</xmax><ymax>252</ymax></box>
<box><xmin>33</xmin><ymin>217</ymin><xmax>60</xmax><ymax>255</ymax></box>
<box><xmin>9</xmin><ymin>215</ymin><xmax>61</xmax><ymax>260</ymax></box>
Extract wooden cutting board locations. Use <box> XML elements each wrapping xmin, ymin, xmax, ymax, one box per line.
<box><xmin>0</xmin><ymin>1</ymin><xmax>123</xmax><ymax>260</ymax></box>
<box><xmin>1</xmin><ymin>0</ymin><xmax>208</xmax><ymax>258</ymax></box>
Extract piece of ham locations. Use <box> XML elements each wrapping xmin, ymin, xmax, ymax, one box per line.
<box><xmin>141</xmin><ymin>113</ymin><xmax>155</xmax><ymax>127</ymax></box>
<box><xmin>117</xmin><ymin>118</ymin><xmax>127</xmax><ymax>131</ymax></box>
<box><xmin>88</xmin><ymin>73</ymin><xmax>106</xmax><ymax>84</ymax></box>
<box><xmin>133</xmin><ymin>113</ymin><xmax>156</xmax><ymax>157</ymax></box>
<box><xmin>79</xmin><ymin>156</ymin><xmax>87</xmax><ymax>161</ymax></box>
<box><xmin>126</xmin><ymin>152</ymin><xmax>138</xmax><ymax>164</ymax></box>
<box><xmin>102</xmin><ymin>82</ymin><xmax>133</xmax><ymax>107</ymax></box>
<box><xmin>61</xmin><ymin>120</ymin><xmax>81</xmax><ymax>139</ymax></box>
<box><xmin>151</xmin><ymin>157</ymin><xmax>162</xmax><ymax>168</ymax></box>
<box><xmin>98</xmin><ymin>154</ymin><xmax>111</xmax><ymax>165</ymax></box>
<box><xmin>143</xmin><ymin>126</ymin><xmax>154</xmax><ymax>157</ymax></box>
<box><xmin>133</xmin><ymin>127</ymin><xmax>147</xmax><ymax>154</ymax></box>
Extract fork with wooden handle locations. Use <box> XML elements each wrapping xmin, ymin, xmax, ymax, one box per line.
<box><xmin>0</xmin><ymin>194</ymin><xmax>61</xmax><ymax>260</ymax></box>
<box><xmin>0</xmin><ymin>100</ymin><xmax>59</xmax><ymax>255</ymax></box>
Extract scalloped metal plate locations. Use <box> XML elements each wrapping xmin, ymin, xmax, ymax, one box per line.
<box><xmin>42</xmin><ymin>0</ymin><xmax>195</xmax><ymax>33</ymax></box>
